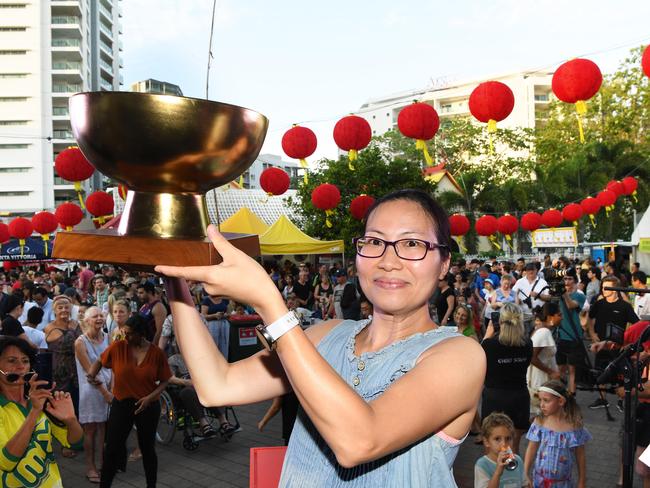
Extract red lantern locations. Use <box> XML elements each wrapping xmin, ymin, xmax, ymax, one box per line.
<box><xmin>468</xmin><ymin>81</ymin><xmax>515</xmax><ymax>146</ymax></box>
<box><xmin>333</xmin><ymin>115</ymin><xmax>372</xmax><ymax>170</ymax></box>
<box><xmin>551</xmin><ymin>59</ymin><xmax>602</xmax><ymax>143</ymax></box>
<box><xmin>541</xmin><ymin>209</ymin><xmax>563</xmax><ymax>228</ymax></box>
<box><xmin>282</xmin><ymin>125</ymin><xmax>317</xmax><ymax>183</ymax></box>
<box><xmin>55</xmin><ymin>202</ymin><xmax>84</xmax><ymax>231</ymax></box>
<box><xmin>562</xmin><ymin>203</ymin><xmax>583</xmax><ymax>227</ymax></box>
<box><xmin>605</xmin><ymin>180</ymin><xmax>625</xmax><ymax>198</ymax></box>
<box><xmin>397</xmin><ymin>102</ymin><xmax>439</xmax><ymax>165</ymax></box>
<box><xmin>642</xmin><ymin>45</ymin><xmax>650</xmax><ymax>79</ymax></box>
<box><xmin>0</xmin><ymin>223</ymin><xmax>9</xmax><ymax>252</ymax></box>
<box><xmin>475</xmin><ymin>215</ymin><xmax>500</xmax><ymax>249</ymax></box>
<box><xmin>520</xmin><ymin>212</ymin><xmax>543</xmax><ymax>232</ymax></box>
<box><xmin>32</xmin><ymin>211</ymin><xmax>58</xmax><ymax>257</ymax></box>
<box><xmin>497</xmin><ymin>214</ymin><xmax>518</xmax><ymax>250</ymax></box>
<box><xmin>260</xmin><ymin>167</ymin><xmax>290</xmax><ymax>197</ymax></box>
<box><xmin>350</xmin><ymin>195</ymin><xmax>375</xmax><ymax>221</ymax></box>
<box><xmin>54</xmin><ymin>147</ymin><xmax>95</xmax><ymax>209</ymax></box>
<box><xmin>580</xmin><ymin>197</ymin><xmax>601</xmax><ymax>227</ymax></box>
<box><xmin>85</xmin><ymin>191</ymin><xmax>115</xmax><ymax>226</ymax></box>
<box><xmin>449</xmin><ymin>214</ymin><xmax>470</xmax><ymax>252</ymax></box>
<box><xmin>597</xmin><ymin>189</ymin><xmax>617</xmax><ymax>216</ymax></box>
<box><xmin>449</xmin><ymin>214</ymin><xmax>470</xmax><ymax>236</ymax></box>
<box><xmin>622</xmin><ymin>176</ymin><xmax>639</xmax><ymax>202</ymax></box>
<box><xmin>9</xmin><ymin>217</ymin><xmax>33</xmax><ymax>257</ymax></box>
<box><xmin>311</xmin><ymin>183</ymin><xmax>341</xmax><ymax>228</ymax></box>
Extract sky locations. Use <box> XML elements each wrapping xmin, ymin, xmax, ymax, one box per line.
<box><xmin>121</xmin><ymin>0</ymin><xmax>650</xmax><ymax>162</ymax></box>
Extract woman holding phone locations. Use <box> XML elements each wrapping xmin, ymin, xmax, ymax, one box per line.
<box><xmin>0</xmin><ymin>336</ymin><xmax>83</xmax><ymax>487</ymax></box>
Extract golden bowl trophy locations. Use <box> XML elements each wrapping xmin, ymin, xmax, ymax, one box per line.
<box><xmin>52</xmin><ymin>92</ymin><xmax>268</xmax><ymax>269</ymax></box>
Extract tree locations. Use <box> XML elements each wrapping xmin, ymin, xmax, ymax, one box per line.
<box><xmin>534</xmin><ymin>45</ymin><xmax>650</xmax><ymax>242</ymax></box>
<box><xmin>286</xmin><ymin>143</ymin><xmax>434</xmax><ymax>252</ymax></box>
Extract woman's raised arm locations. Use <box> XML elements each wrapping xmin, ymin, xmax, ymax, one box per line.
<box><xmin>163</xmin><ymin>277</ymin><xmax>291</xmax><ymax>406</ymax></box>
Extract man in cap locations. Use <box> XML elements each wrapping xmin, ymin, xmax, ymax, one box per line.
<box><xmin>332</xmin><ymin>270</ymin><xmax>359</xmax><ymax>320</ymax></box>
<box><xmin>555</xmin><ymin>268</ymin><xmax>586</xmax><ymax>396</ymax></box>
<box><xmin>512</xmin><ymin>262</ymin><xmax>550</xmax><ymax>333</ymax></box>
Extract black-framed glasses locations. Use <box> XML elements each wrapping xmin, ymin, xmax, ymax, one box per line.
<box><xmin>0</xmin><ymin>369</ymin><xmax>35</xmax><ymax>383</ymax></box>
<box><xmin>353</xmin><ymin>236</ymin><xmax>449</xmax><ymax>261</ymax></box>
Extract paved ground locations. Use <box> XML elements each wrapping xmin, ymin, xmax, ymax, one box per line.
<box><xmin>56</xmin><ymin>391</ymin><xmax>636</xmax><ymax>487</ymax></box>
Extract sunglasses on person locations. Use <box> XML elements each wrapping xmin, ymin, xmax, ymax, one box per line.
<box><xmin>0</xmin><ymin>369</ymin><xmax>35</xmax><ymax>382</ymax></box>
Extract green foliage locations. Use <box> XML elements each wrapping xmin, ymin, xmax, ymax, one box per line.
<box><xmin>286</xmin><ymin>143</ymin><xmax>434</xmax><ymax>252</ymax></box>
<box><xmin>286</xmin><ymin>46</ymin><xmax>649</xmax><ymax>251</ymax></box>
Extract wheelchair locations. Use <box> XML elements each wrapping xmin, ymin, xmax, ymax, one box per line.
<box><xmin>156</xmin><ymin>386</ymin><xmax>241</xmax><ymax>451</ymax></box>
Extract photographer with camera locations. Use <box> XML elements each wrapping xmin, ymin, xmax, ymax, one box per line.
<box><xmin>513</xmin><ymin>263</ymin><xmax>550</xmax><ymax>335</ymax></box>
<box><xmin>555</xmin><ymin>269</ymin><xmax>586</xmax><ymax>397</ymax></box>
<box><xmin>587</xmin><ymin>275</ymin><xmax>639</xmax><ymax>410</ymax></box>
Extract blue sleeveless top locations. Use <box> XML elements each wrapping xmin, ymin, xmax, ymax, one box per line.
<box><xmin>279</xmin><ymin>319</ymin><xmax>465</xmax><ymax>487</ymax></box>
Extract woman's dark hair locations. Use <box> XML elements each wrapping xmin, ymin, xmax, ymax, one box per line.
<box><xmin>0</xmin><ymin>336</ymin><xmax>36</xmax><ymax>365</ymax></box>
<box><xmin>363</xmin><ymin>189</ymin><xmax>451</xmax><ymax>260</ymax></box>
<box><xmin>589</xmin><ymin>266</ymin><xmax>601</xmax><ymax>280</ymax></box>
<box><xmin>125</xmin><ymin>314</ymin><xmax>149</xmax><ymax>337</ymax></box>
<box><xmin>534</xmin><ymin>301</ymin><xmax>561</xmax><ymax>321</ymax></box>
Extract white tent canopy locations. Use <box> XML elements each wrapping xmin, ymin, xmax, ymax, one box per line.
<box><xmin>631</xmin><ymin>204</ymin><xmax>650</xmax><ymax>273</ymax></box>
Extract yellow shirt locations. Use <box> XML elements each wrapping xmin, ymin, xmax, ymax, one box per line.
<box><xmin>0</xmin><ymin>394</ymin><xmax>83</xmax><ymax>488</ymax></box>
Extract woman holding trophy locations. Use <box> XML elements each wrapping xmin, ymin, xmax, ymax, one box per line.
<box><xmin>157</xmin><ymin>189</ymin><xmax>485</xmax><ymax>486</ymax></box>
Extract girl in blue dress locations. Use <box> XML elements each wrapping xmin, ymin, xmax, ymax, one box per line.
<box><xmin>524</xmin><ymin>379</ymin><xmax>591</xmax><ymax>487</ymax></box>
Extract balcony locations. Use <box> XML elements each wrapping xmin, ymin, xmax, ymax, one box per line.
<box><xmin>52</xmin><ymin>106</ymin><xmax>70</xmax><ymax>118</ymax></box>
<box><xmin>52</xmin><ymin>83</ymin><xmax>81</xmax><ymax>98</ymax></box>
<box><xmin>52</xmin><ymin>129</ymin><xmax>74</xmax><ymax>140</ymax></box>
<box><xmin>99</xmin><ymin>3</ymin><xmax>112</xmax><ymax>21</ymax></box>
<box><xmin>99</xmin><ymin>22</ymin><xmax>113</xmax><ymax>41</ymax></box>
<box><xmin>52</xmin><ymin>60</ymin><xmax>82</xmax><ymax>83</ymax></box>
<box><xmin>100</xmin><ymin>79</ymin><xmax>113</xmax><ymax>91</ymax></box>
<box><xmin>99</xmin><ymin>58</ymin><xmax>112</xmax><ymax>74</ymax></box>
<box><xmin>52</xmin><ymin>15</ymin><xmax>81</xmax><ymax>38</ymax></box>
<box><xmin>51</xmin><ymin>1</ymin><xmax>81</xmax><ymax>16</ymax></box>
<box><xmin>51</xmin><ymin>38</ymin><xmax>81</xmax><ymax>57</ymax></box>
<box><xmin>52</xmin><ymin>60</ymin><xmax>81</xmax><ymax>70</ymax></box>
<box><xmin>99</xmin><ymin>40</ymin><xmax>113</xmax><ymax>57</ymax></box>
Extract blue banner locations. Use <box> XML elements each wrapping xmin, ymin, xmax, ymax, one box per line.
<box><xmin>0</xmin><ymin>237</ymin><xmax>54</xmax><ymax>261</ymax></box>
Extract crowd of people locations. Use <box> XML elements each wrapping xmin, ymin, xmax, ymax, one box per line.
<box><xmin>0</xmin><ymin>198</ymin><xmax>649</xmax><ymax>486</ymax></box>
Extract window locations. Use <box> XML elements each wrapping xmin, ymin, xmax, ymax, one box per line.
<box><xmin>0</xmin><ymin>73</ymin><xmax>27</xmax><ymax>78</ymax></box>
<box><xmin>0</xmin><ymin>4</ymin><xmax>27</xmax><ymax>8</ymax></box>
<box><xmin>0</xmin><ymin>121</ymin><xmax>29</xmax><ymax>125</ymax></box>
<box><xmin>0</xmin><ymin>50</ymin><xmax>27</xmax><ymax>55</ymax></box>
<box><xmin>0</xmin><ymin>144</ymin><xmax>29</xmax><ymax>149</ymax></box>
<box><xmin>0</xmin><ymin>167</ymin><xmax>29</xmax><ymax>173</ymax></box>
<box><xmin>0</xmin><ymin>191</ymin><xmax>30</xmax><ymax>196</ymax></box>
<box><xmin>0</xmin><ymin>27</ymin><xmax>27</xmax><ymax>31</ymax></box>
<box><xmin>535</xmin><ymin>94</ymin><xmax>549</xmax><ymax>102</ymax></box>
<box><xmin>0</xmin><ymin>97</ymin><xmax>28</xmax><ymax>101</ymax></box>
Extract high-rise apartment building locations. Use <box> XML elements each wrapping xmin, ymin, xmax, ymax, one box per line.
<box><xmin>355</xmin><ymin>70</ymin><xmax>553</xmax><ymax>138</ymax></box>
<box><xmin>131</xmin><ymin>78</ymin><xmax>182</xmax><ymax>96</ymax></box>
<box><xmin>0</xmin><ymin>0</ymin><xmax>122</xmax><ymax>214</ymax></box>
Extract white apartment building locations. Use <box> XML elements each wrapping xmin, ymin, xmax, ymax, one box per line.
<box><xmin>355</xmin><ymin>70</ymin><xmax>553</xmax><ymax>137</ymax></box>
<box><xmin>0</xmin><ymin>0</ymin><xmax>122</xmax><ymax>214</ymax></box>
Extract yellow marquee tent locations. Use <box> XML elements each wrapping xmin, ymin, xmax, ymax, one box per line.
<box><xmin>260</xmin><ymin>215</ymin><xmax>344</xmax><ymax>255</ymax></box>
<box><xmin>219</xmin><ymin>207</ymin><xmax>269</xmax><ymax>235</ymax></box>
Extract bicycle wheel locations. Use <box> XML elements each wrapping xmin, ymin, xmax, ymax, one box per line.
<box><xmin>156</xmin><ymin>390</ymin><xmax>176</xmax><ymax>445</ymax></box>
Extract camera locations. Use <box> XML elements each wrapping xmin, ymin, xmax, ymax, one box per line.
<box><xmin>543</xmin><ymin>267</ymin><xmax>577</xmax><ymax>297</ymax></box>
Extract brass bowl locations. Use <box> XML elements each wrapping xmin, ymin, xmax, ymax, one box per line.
<box><xmin>68</xmin><ymin>92</ymin><xmax>268</xmax><ymax>239</ymax></box>
<box><xmin>69</xmin><ymin>92</ymin><xmax>268</xmax><ymax>193</ymax></box>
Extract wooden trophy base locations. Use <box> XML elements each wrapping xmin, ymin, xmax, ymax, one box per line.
<box><xmin>52</xmin><ymin>229</ymin><xmax>260</xmax><ymax>271</ymax></box>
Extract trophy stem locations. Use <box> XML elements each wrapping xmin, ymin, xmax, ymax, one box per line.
<box><xmin>118</xmin><ymin>191</ymin><xmax>210</xmax><ymax>239</ymax></box>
